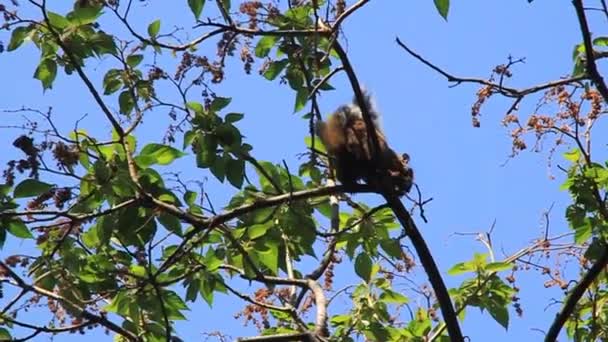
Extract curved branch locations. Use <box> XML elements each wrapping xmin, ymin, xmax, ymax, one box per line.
<box><xmin>544</xmin><ymin>246</ymin><xmax>608</xmax><ymax>342</ymax></box>
<box><xmin>395</xmin><ymin>37</ymin><xmax>586</xmax><ymax>98</ymax></box>
<box><xmin>383</xmin><ymin>194</ymin><xmax>464</xmax><ymax>341</ymax></box>
<box><xmin>573</xmin><ymin>0</ymin><xmax>608</xmax><ymax>101</ymax></box>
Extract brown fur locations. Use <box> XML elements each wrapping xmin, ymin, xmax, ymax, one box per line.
<box><xmin>316</xmin><ymin>92</ymin><xmax>413</xmax><ymax>195</ymax></box>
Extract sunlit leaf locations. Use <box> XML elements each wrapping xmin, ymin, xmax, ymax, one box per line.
<box><xmin>148</xmin><ymin>19</ymin><xmax>161</xmax><ymax>37</ymax></box>
<box><xmin>434</xmin><ymin>0</ymin><xmax>449</xmax><ymax>20</ymax></box>
<box><xmin>354</xmin><ymin>253</ymin><xmax>372</xmax><ymax>282</ymax></box>
<box><xmin>188</xmin><ymin>0</ymin><xmax>206</xmax><ymax>19</ymax></box>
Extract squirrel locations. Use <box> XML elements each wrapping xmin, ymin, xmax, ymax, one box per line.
<box><xmin>316</xmin><ymin>90</ymin><xmax>414</xmax><ymax>196</ymax></box>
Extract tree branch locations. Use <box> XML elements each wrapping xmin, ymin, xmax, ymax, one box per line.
<box><xmin>383</xmin><ymin>194</ymin><xmax>464</xmax><ymax>341</ymax></box>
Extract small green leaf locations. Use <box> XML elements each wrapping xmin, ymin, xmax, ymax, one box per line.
<box><xmin>379</xmin><ymin>289</ymin><xmax>409</xmax><ymax>304</ymax></box>
<box><xmin>0</xmin><ymin>328</ymin><xmax>12</xmax><ymax>340</ymax></box>
<box><xmin>248</xmin><ymin>224</ymin><xmax>270</xmax><ymax>239</ymax></box>
<box><xmin>209</xmin><ymin>154</ymin><xmax>226</xmax><ymax>181</ymax></box>
<box><xmin>195</xmin><ymin>134</ymin><xmax>218</xmax><ymax>168</ymax></box>
<box><xmin>183</xmin><ymin>130</ymin><xmax>197</xmax><ymax>150</ymax></box>
<box><xmin>210</xmin><ymin>97</ymin><xmax>232</xmax><ymax>112</ymax></box>
<box><xmin>294</xmin><ymin>87</ymin><xmax>309</xmax><ymax>113</ymax></box>
<box><xmin>257</xmin><ymin>243</ymin><xmax>279</xmax><ymax>274</ymax></box>
<box><xmin>14</xmin><ymin>179</ymin><xmax>53</xmax><ymax>198</ymax></box>
<box><xmin>47</xmin><ymin>12</ymin><xmax>69</xmax><ymax>29</ymax></box>
<box><xmin>225</xmin><ymin>113</ymin><xmax>244</xmax><ymax>123</ymax></box>
<box><xmin>434</xmin><ymin>0</ymin><xmax>450</xmax><ymax>20</ymax></box>
<box><xmin>137</xmin><ymin>143</ymin><xmax>186</xmax><ymax>167</ymax></box>
<box><xmin>226</xmin><ymin>158</ymin><xmax>245</xmax><ymax>189</ymax></box>
<box><xmin>593</xmin><ymin>36</ymin><xmax>608</xmax><ymax>46</ymax></box>
<box><xmin>187</xmin><ymin>101</ymin><xmax>205</xmax><ymax>114</ymax></box>
<box><xmin>486</xmin><ymin>261</ymin><xmax>512</xmax><ymax>273</ymax></box>
<box><xmin>183</xmin><ymin>191</ymin><xmax>197</xmax><ymax>207</ymax></box>
<box><xmin>255</xmin><ymin>36</ymin><xmax>279</xmax><ymax>58</ymax></box>
<box><xmin>486</xmin><ymin>301</ymin><xmax>509</xmax><ymax>329</ymax></box>
<box><xmin>118</xmin><ymin>91</ymin><xmax>135</xmax><ymax>115</ymax></box>
<box><xmin>148</xmin><ymin>19</ymin><xmax>161</xmax><ymax>38</ymax></box>
<box><xmin>70</xmin><ymin>6</ymin><xmax>103</xmax><ymax>26</ymax></box>
<box><xmin>215</xmin><ymin>124</ymin><xmax>241</xmax><ymax>148</ymax></box>
<box><xmin>263</xmin><ymin>59</ymin><xmax>288</xmax><ymax>80</ymax></box>
<box><xmin>7</xmin><ymin>219</ymin><xmax>34</xmax><ymax>239</ymax></box>
<box><xmin>380</xmin><ymin>239</ymin><xmax>402</xmax><ymax>259</ymax></box>
<box><xmin>188</xmin><ymin>0</ymin><xmax>206</xmax><ymax>19</ymax></box>
<box><xmin>354</xmin><ymin>253</ymin><xmax>372</xmax><ymax>283</ymax></box>
<box><xmin>7</xmin><ymin>26</ymin><xmax>31</xmax><ymax>51</ymax></box>
<box><xmin>564</xmin><ymin>148</ymin><xmax>581</xmax><ymax>163</ymax></box>
<box><xmin>34</xmin><ymin>59</ymin><xmax>57</xmax><ymax>90</ymax></box>
<box><xmin>126</xmin><ymin>54</ymin><xmax>144</xmax><ymax>68</ymax></box>
<box><xmin>220</xmin><ymin>0</ymin><xmax>231</xmax><ymax>12</ymax></box>
<box><xmin>447</xmin><ymin>261</ymin><xmax>475</xmax><ymax>276</ymax></box>
<box><xmin>103</xmin><ymin>78</ymin><xmax>122</xmax><ymax>95</ymax></box>
<box><xmin>158</xmin><ymin>212</ymin><xmax>183</xmax><ymax>236</ymax></box>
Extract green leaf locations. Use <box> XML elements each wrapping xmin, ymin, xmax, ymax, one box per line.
<box><xmin>187</xmin><ymin>101</ymin><xmax>205</xmax><ymax>114</ymax></box>
<box><xmin>0</xmin><ymin>328</ymin><xmax>12</xmax><ymax>340</ymax></box>
<box><xmin>226</xmin><ymin>158</ymin><xmax>245</xmax><ymax>189</ymax></box>
<box><xmin>70</xmin><ymin>6</ymin><xmax>103</xmax><ymax>26</ymax></box>
<box><xmin>7</xmin><ymin>26</ymin><xmax>31</xmax><ymax>51</ymax></box>
<box><xmin>257</xmin><ymin>243</ymin><xmax>279</xmax><ymax>274</ymax></box>
<box><xmin>486</xmin><ymin>300</ymin><xmax>509</xmax><ymax>329</ymax></box>
<box><xmin>184</xmin><ymin>191</ymin><xmax>197</xmax><ymax>206</ymax></box>
<box><xmin>183</xmin><ymin>130</ymin><xmax>197</xmax><ymax>150</ymax></box>
<box><xmin>486</xmin><ymin>261</ymin><xmax>512</xmax><ymax>273</ymax></box>
<box><xmin>81</xmin><ymin>226</ymin><xmax>100</xmax><ymax>248</ymax></box>
<box><xmin>263</xmin><ymin>59</ymin><xmax>288</xmax><ymax>80</ymax></box>
<box><xmin>14</xmin><ymin>179</ymin><xmax>53</xmax><ymax>198</ymax></box>
<box><xmin>294</xmin><ymin>87</ymin><xmax>309</xmax><ymax>113</ymax></box>
<box><xmin>447</xmin><ymin>261</ymin><xmax>475</xmax><ymax>276</ymax></box>
<box><xmin>103</xmin><ymin>69</ymin><xmax>122</xmax><ymax>95</ymax></box>
<box><xmin>379</xmin><ymin>289</ymin><xmax>409</xmax><ymax>304</ymax></box>
<box><xmin>148</xmin><ymin>19</ymin><xmax>161</xmax><ymax>37</ymax></box>
<box><xmin>158</xmin><ymin>212</ymin><xmax>183</xmax><ymax>236</ymax></box>
<box><xmin>248</xmin><ymin>224</ymin><xmax>270</xmax><ymax>239</ymax></box>
<box><xmin>7</xmin><ymin>219</ymin><xmax>33</xmax><ymax>239</ymax></box>
<box><xmin>354</xmin><ymin>253</ymin><xmax>372</xmax><ymax>283</ymax></box>
<box><xmin>215</xmin><ymin>124</ymin><xmax>242</xmax><ymax>148</ymax></box>
<box><xmin>255</xmin><ymin>36</ymin><xmax>279</xmax><ymax>58</ymax></box>
<box><xmin>118</xmin><ymin>91</ymin><xmax>135</xmax><ymax>115</ymax></box>
<box><xmin>380</xmin><ymin>239</ymin><xmax>402</xmax><ymax>259</ymax></box>
<box><xmin>126</xmin><ymin>54</ymin><xmax>144</xmax><ymax>68</ymax></box>
<box><xmin>225</xmin><ymin>113</ymin><xmax>244</xmax><ymax>123</ymax></box>
<box><xmin>210</xmin><ymin>97</ymin><xmax>232</xmax><ymax>112</ymax></box>
<box><xmin>220</xmin><ymin>0</ymin><xmax>231</xmax><ymax>12</ymax></box>
<box><xmin>434</xmin><ymin>0</ymin><xmax>450</xmax><ymax>20</ymax></box>
<box><xmin>47</xmin><ymin>12</ymin><xmax>69</xmax><ymax>29</ymax></box>
<box><xmin>195</xmin><ymin>134</ymin><xmax>218</xmax><ymax>168</ymax></box>
<box><xmin>564</xmin><ymin>148</ymin><xmax>581</xmax><ymax>163</ymax></box>
<box><xmin>103</xmin><ymin>78</ymin><xmax>122</xmax><ymax>95</ymax></box>
<box><xmin>209</xmin><ymin>153</ymin><xmax>226</xmax><ymax>181</ymax></box>
<box><xmin>90</xmin><ymin>31</ymin><xmax>117</xmax><ymax>56</ymax></box>
<box><xmin>593</xmin><ymin>36</ymin><xmax>608</xmax><ymax>47</ymax></box>
<box><xmin>137</xmin><ymin>143</ymin><xmax>186</xmax><ymax>167</ymax></box>
<box><xmin>104</xmin><ymin>291</ymin><xmax>130</xmax><ymax>315</ymax></box>
<box><xmin>34</xmin><ymin>59</ymin><xmax>58</xmax><ymax>90</ymax></box>
<box><xmin>188</xmin><ymin>0</ymin><xmax>206</xmax><ymax>19</ymax></box>
<box><xmin>93</xmin><ymin>160</ymin><xmax>110</xmax><ymax>184</ymax></box>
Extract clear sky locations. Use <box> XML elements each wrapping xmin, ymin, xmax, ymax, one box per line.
<box><xmin>0</xmin><ymin>1</ymin><xmax>591</xmax><ymax>341</ymax></box>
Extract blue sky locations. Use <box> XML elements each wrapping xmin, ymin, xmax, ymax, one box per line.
<box><xmin>0</xmin><ymin>1</ymin><xmax>592</xmax><ymax>341</ymax></box>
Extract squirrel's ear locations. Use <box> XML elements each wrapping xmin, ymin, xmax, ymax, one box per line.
<box><xmin>401</xmin><ymin>153</ymin><xmax>410</xmax><ymax>163</ymax></box>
